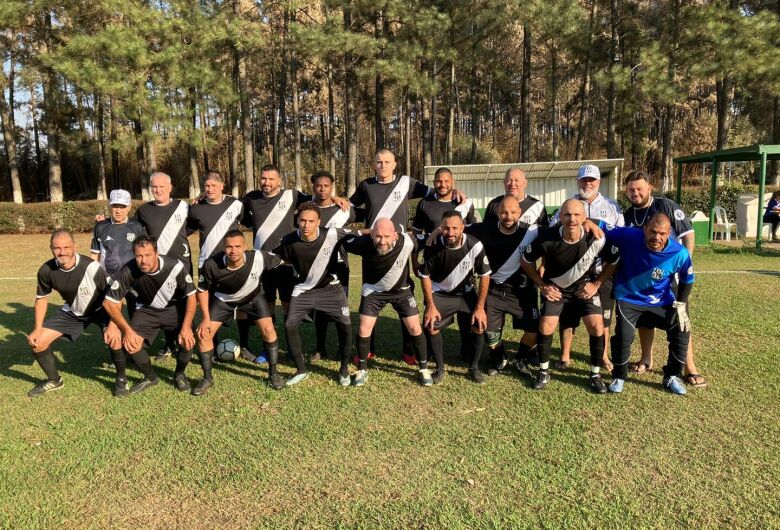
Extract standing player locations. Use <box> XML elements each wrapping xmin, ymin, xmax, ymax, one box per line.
<box><xmin>549</xmin><ymin>164</ymin><xmax>623</xmax><ymax>371</ymax></box>
<box><xmin>103</xmin><ymin>236</ymin><xmax>197</xmax><ymax>395</ymax></box>
<box><xmin>622</xmin><ymin>170</ymin><xmax>705</xmax><ymax>387</ymax></box>
<box><xmin>483</xmin><ymin>168</ymin><xmax>548</xmax><ymax>226</ymax></box>
<box><xmin>26</xmin><ymin>229</ymin><xmax>125</xmax><ymax>397</ymax></box>
<box><xmin>342</xmin><ymin>218</ymin><xmax>429</xmax><ymax>387</ymax></box>
<box><xmin>602</xmin><ymin>214</ymin><xmax>694</xmax><ymax>395</ymax></box>
<box><xmin>521</xmin><ymin>199</ymin><xmax>618</xmax><ymax>393</ymax></box>
<box><xmin>188</xmin><ymin>171</ymin><xmax>243</xmax><ymax>271</ymax></box>
<box><xmin>466</xmin><ymin>196</ymin><xmax>540</xmax><ymax>378</ymax></box>
<box><xmin>419</xmin><ymin>211</ymin><xmax>491</xmax><ymax>384</ymax></box>
<box><xmin>273</xmin><ymin>204</ymin><xmax>356</xmax><ymax>386</ymax></box>
<box><xmin>196</xmin><ymin>230</ymin><xmax>285</xmax><ymax>393</ymax></box>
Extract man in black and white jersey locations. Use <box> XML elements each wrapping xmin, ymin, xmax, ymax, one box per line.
<box><xmin>91</xmin><ymin>189</ymin><xmax>147</xmax><ymax>278</ymax></box>
<box><xmin>549</xmin><ymin>164</ymin><xmax>623</xmax><ymax>372</ymax></box>
<box><xmin>419</xmin><ymin>211</ymin><xmax>491</xmax><ymax>384</ymax></box>
<box><xmin>187</xmin><ymin>171</ymin><xmax>243</xmax><ymax>271</ymax></box>
<box><xmin>521</xmin><ymin>199</ymin><xmax>618</xmax><ymax>393</ymax></box>
<box><xmin>196</xmin><ymin>230</ymin><xmax>284</xmax><ymax>393</ymax></box>
<box><xmin>26</xmin><ymin>229</ymin><xmax>124</xmax><ymax>397</ymax></box>
<box><xmin>622</xmin><ymin>170</ymin><xmax>705</xmax><ymax>388</ymax></box>
<box><xmin>343</xmin><ymin>218</ymin><xmax>429</xmax><ymax>387</ymax></box>
<box><xmin>483</xmin><ymin>167</ymin><xmax>548</xmax><ymax>226</ymax></box>
<box><xmin>466</xmin><ymin>196</ymin><xmax>540</xmax><ymax>378</ymax></box>
<box><xmin>274</xmin><ymin>204</ymin><xmax>357</xmax><ymax>387</ymax></box>
<box><xmin>103</xmin><ymin>236</ymin><xmax>197</xmax><ymax>396</ymax></box>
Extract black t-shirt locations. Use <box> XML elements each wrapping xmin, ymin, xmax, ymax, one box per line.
<box><xmin>90</xmin><ymin>219</ymin><xmax>147</xmax><ymax>278</ymax></box>
<box><xmin>135</xmin><ymin>199</ymin><xmax>191</xmax><ymax>262</ymax></box>
<box><xmin>467</xmin><ymin>221</ymin><xmax>539</xmax><ymax>291</ymax></box>
<box><xmin>484</xmin><ymin>194</ymin><xmax>549</xmax><ymax>227</ymax></box>
<box><xmin>198</xmin><ymin>250</ymin><xmax>282</xmax><ymax>306</ymax></box>
<box><xmin>106</xmin><ymin>256</ymin><xmax>196</xmax><ymax>310</ymax></box>
<box><xmin>187</xmin><ymin>196</ymin><xmax>243</xmax><ymax>269</ymax></box>
<box><xmin>242</xmin><ymin>189</ymin><xmax>311</xmax><ymax>252</ymax></box>
<box><xmin>412</xmin><ymin>195</ymin><xmax>477</xmax><ymax>235</ymax></box>
<box><xmin>36</xmin><ymin>254</ymin><xmax>108</xmax><ymax>317</ymax></box>
<box><xmin>349</xmin><ymin>175</ymin><xmax>430</xmax><ymax>230</ymax></box>
<box><xmin>623</xmin><ymin>196</ymin><xmax>693</xmax><ymax>241</ymax></box>
<box><xmin>343</xmin><ymin>232</ymin><xmax>420</xmax><ymax>295</ymax></box>
<box><xmin>522</xmin><ymin>226</ymin><xmax>619</xmax><ymax>294</ymax></box>
<box><xmin>419</xmin><ymin>234</ymin><xmax>491</xmax><ymax>294</ymax></box>
<box><xmin>274</xmin><ymin>228</ymin><xmax>355</xmax><ymax>297</ymax></box>
<box><xmin>318</xmin><ymin>203</ymin><xmax>357</xmax><ymax>229</ymax></box>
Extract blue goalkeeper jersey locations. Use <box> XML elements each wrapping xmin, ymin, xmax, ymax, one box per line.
<box><xmin>604</xmin><ymin>226</ymin><xmax>694</xmax><ymax>307</ymax></box>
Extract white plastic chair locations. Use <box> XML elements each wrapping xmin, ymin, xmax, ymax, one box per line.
<box><xmin>713</xmin><ymin>205</ymin><xmax>734</xmax><ymax>241</ymax></box>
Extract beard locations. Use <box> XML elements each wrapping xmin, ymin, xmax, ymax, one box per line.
<box><xmin>445</xmin><ymin>237</ymin><xmax>461</xmax><ymax>249</ymax></box>
<box><xmin>579</xmin><ymin>188</ymin><xmax>597</xmax><ymax>200</ymax></box>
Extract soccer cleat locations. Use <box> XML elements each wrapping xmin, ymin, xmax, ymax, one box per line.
<box><xmin>487</xmin><ymin>359</ymin><xmax>508</xmax><ymax>377</ymax></box>
<box><xmin>269</xmin><ymin>374</ymin><xmax>286</xmax><ymax>390</ymax></box>
<box><xmin>608</xmin><ymin>378</ymin><xmax>625</xmax><ymax>393</ymax></box>
<box><xmin>470</xmin><ymin>369</ymin><xmax>487</xmax><ymax>384</ymax></box>
<box><xmin>419</xmin><ymin>368</ymin><xmax>433</xmax><ymax>387</ymax></box>
<box><xmin>514</xmin><ymin>359</ymin><xmax>533</xmax><ymax>378</ymax></box>
<box><xmin>402</xmin><ymin>353</ymin><xmax>417</xmax><ymax>366</ymax></box>
<box><xmin>27</xmin><ymin>378</ymin><xmax>64</xmax><ymax>398</ymax></box>
<box><xmin>590</xmin><ymin>375</ymin><xmax>607</xmax><ymax>394</ymax></box>
<box><xmin>191</xmin><ymin>378</ymin><xmax>213</xmax><ymax>396</ymax></box>
<box><xmin>353</xmin><ymin>369</ymin><xmax>369</xmax><ymax>387</ymax></box>
<box><xmin>239</xmin><ymin>348</ymin><xmax>257</xmax><ymax>363</ymax></box>
<box><xmin>286</xmin><ymin>372</ymin><xmax>310</xmax><ymax>386</ymax></box>
<box><xmin>174</xmin><ymin>373</ymin><xmax>190</xmax><ymax>392</ymax></box>
<box><xmin>663</xmin><ymin>375</ymin><xmax>687</xmax><ymax>396</ymax></box>
<box><xmin>432</xmin><ymin>369</ymin><xmax>446</xmax><ymax>385</ymax></box>
<box><xmin>129</xmin><ymin>378</ymin><xmax>159</xmax><ymax>395</ymax></box>
<box><xmin>338</xmin><ymin>372</ymin><xmax>351</xmax><ymax>387</ymax></box>
<box><xmin>533</xmin><ymin>370</ymin><xmax>550</xmax><ymax>390</ymax></box>
<box><xmin>113</xmin><ymin>378</ymin><xmax>129</xmax><ymax>398</ymax></box>
<box><xmin>154</xmin><ymin>347</ymin><xmax>173</xmax><ymax>362</ymax></box>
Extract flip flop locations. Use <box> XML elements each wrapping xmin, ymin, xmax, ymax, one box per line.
<box><xmin>685</xmin><ymin>373</ymin><xmax>708</xmax><ymax>388</ymax></box>
<box><xmin>630</xmin><ymin>361</ymin><xmax>651</xmax><ymax>374</ymax></box>
<box><xmin>554</xmin><ymin>359</ymin><xmax>571</xmax><ymax>370</ymax></box>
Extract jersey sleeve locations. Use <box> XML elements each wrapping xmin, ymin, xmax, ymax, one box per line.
<box><xmin>261</xmin><ymin>250</ymin><xmax>283</xmax><ymax>271</ymax></box>
<box><xmin>522</xmin><ymin>237</ymin><xmax>546</xmax><ymax>264</ymax></box>
<box><xmin>178</xmin><ymin>266</ymin><xmax>196</xmax><ymax>297</ymax></box>
<box><xmin>90</xmin><ymin>223</ymin><xmax>101</xmax><ymax>254</ymax></box>
<box><xmin>549</xmin><ymin>208</ymin><xmax>561</xmax><ymax>226</ymax></box>
<box><xmin>36</xmin><ymin>264</ymin><xmax>53</xmax><ymax>298</ymax></box>
<box><xmin>295</xmin><ymin>191</ymin><xmax>312</xmax><ymax>206</ymax></box>
<box><xmin>349</xmin><ymin>181</ymin><xmax>367</xmax><ymax>207</ymax></box>
<box><xmin>418</xmin><ymin>246</ymin><xmax>434</xmax><ymax>278</ymax></box>
<box><xmin>105</xmin><ymin>266</ymin><xmax>132</xmax><ymax>303</ymax></box>
<box><xmin>271</xmin><ymin>241</ymin><xmax>292</xmax><ymax>264</ymax></box>
<box><xmin>197</xmin><ymin>261</ymin><xmax>212</xmax><ymax>292</ymax></box>
<box><xmin>677</xmin><ymin>250</ymin><xmax>695</xmax><ymax>285</ymax></box>
<box><xmin>341</xmin><ymin>234</ymin><xmax>366</xmax><ymax>255</ymax></box>
<box><xmin>537</xmin><ymin>207</ymin><xmax>550</xmax><ymax>227</ymax></box>
<box><xmin>411</xmin><ymin>201</ymin><xmax>426</xmax><ymax>232</ymax></box>
<box><xmin>410</xmin><ymin>179</ymin><xmax>430</xmax><ymax>200</ymax></box>
<box><xmin>601</xmin><ymin>223</ymin><xmax>636</xmax><ymax>248</ymax></box>
<box><xmin>474</xmin><ymin>245</ymin><xmax>492</xmax><ymax>276</ymax></box>
<box><xmin>464</xmin><ymin>204</ymin><xmax>477</xmax><ymax>227</ymax></box>
<box><xmin>662</xmin><ymin>200</ymin><xmax>693</xmax><ymax>238</ymax></box>
<box><xmin>611</xmin><ymin>201</ymin><xmax>625</xmax><ymax>227</ymax></box>
<box><xmin>598</xmin><ymin>239</ymin><xmax>621</xmax><ymax>266</ymax></box>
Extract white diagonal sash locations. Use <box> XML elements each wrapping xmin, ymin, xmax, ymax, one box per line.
<box><xmin>520</xmin><ymin>200</ymin><xmax>545</xmax><ymax>225</ymax></box>
<box><xmin>362</xmin><ymin>233</ymin><xmax>413</xmax><ymax>297</ymax></box>
<box><xmin>66</xmin><ymin>258</ymin><xmax>101</xmax><ymax>316</ymax></box>
<box><xmin>215</xmin><ymin>251</ymin><xmax>264</xmax><ymax>303</ymax></box>
<box><xmin>156</xmin><ymin>200</ymin><xmax>188</xmax><ymax>255</ymax></box>
<box><xmin>455</xmin><ymin>198</ymin><xmax>473</xmax><ymax>220</ymax></box>
<box><xmin>254</xmin><ymin>189</ymin><xmax>294</xmax><ymax>250</ymax></box>
<box><xmin>550</xmin><ymin>237</ymin><xmax>605</xmax><ymax>289</ymax></box>
<box><xmin>492</xmin><ymin>225</ymin><xmax>539</xmax><ymax>284</ymax></box>
<box><xmin>150</xmin><ymin>258</ymin><xmax>184</xmax><ymax>309</ymax></box>
<box><xmin>199</xmin><ymin>201</ymin><xmax>243</xmax><ymax>268</ymax></box>
<box><xmin>371</xmin><ymin>176</ymin><xmax>411</xmax><ymax>228</ymax></box>
<box><xmin>431</xmin><ymin>239</ymin><xmax>485</xmax><ymax>293</ymax></box>
<box><xmin>325</xmin><ymin>207</ymin><xmax>351</xmax><ymax>228</ymax></box>
<box><xmin>292</xmin><ymin>229</ymin><xmax>339</xmax><ymax>297</ymax></box>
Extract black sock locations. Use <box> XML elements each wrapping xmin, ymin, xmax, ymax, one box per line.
<box><xmin>176</xmin><ymin>348</ymin><xmax>193</xmax><ymax>375</ymax></box>
<box><xmin>237</xmin><ymin>318</ymin><xmax>251</xmax><ymax>350</ymax></box>
<box><xmin>401</xmin><ymin>321</ymin><xmax>412</xmax><ymax>355</ymax></box>
<box><xmin>132</xmin><ymin>348</ymin><xmax>158</xmax><ymax>381</ymax></box>
<box><xmin>516</xmin><ymin>342</ymin><xmax>533</xmax><ymax>364</ymax></box>
<box><xmin>163</xmin><ymin>329</ymin><xmax>177</xmax><ymax>351</ymax></box>
<box><xmin>266</xmin><ymin>340</ymin><xmax>280</xmax><ymax>376</ymax></box>
<box><xmin>199</xmin><ymin>349</ymin><xmax>214</xmax><ymax>380</ymax></box>
<box><xmin>425</xmin><ymin>332</ymin><xmax>443</xmax><ymax>370</ymax></box>
<box><xmin>537</xmin><ymin>334</ymin><xmax>553</xmax><ymax>370</ymax></box>
<box><xmin>357</xmin><ymin>335</ymin><xmax>371</xmax><ymax>370</ymax></box>
<box><xmin>335</xmin><ymin>321</ymin><xmax>352</xmax><ymax>376</ymax></box>
<box><xmin>33</xmin><ymin>346</ymin><xmax>59</xmax><ymax>381</ymax></box>
<box><xmin>111</xmin><ymin>349</ymin><xmax>126</xmax><ymax>380</ymax></box>
<box><xmin>589</xmin><ymin>334</ymin><xmax>605</xmax><ymax>373</ymax></box>
<box><xmin>285</xmin><ymin>322</ymin><xmax>307</xmax><ymax>374</ymax></box>
<box><xmin>489</xmin><ymin>342</ymin><xmax>506</xmax><ymax>366</ymax></box>
<box><xmin>315</xmin><ymin>311</ymin><xmax>329</xmax><ymax>354</ymax></box>
<box><xmin>470</xmin><ymin>332</ymin><xmax>485</xmax><ymax>371</ymax></box>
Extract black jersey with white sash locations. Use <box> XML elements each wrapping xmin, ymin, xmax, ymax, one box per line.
<box><xmin>318</xmin><ymin>203</ymin><xmax>357</xmax><ymax>229</ymax></box>
<box><xmin>187</xmin><ymin>196</ymin><xmax>243</xmax><ymax>269</ymax></box>
<box><xmin>198</xmin><ymin>250</ymin><xmax>282</xmax><ymax>306</ymax></box>
<box><xmin>343</xmin><ymin>232</ymin><xmax>419</xmax><ymax>296</ymax></box>
<box><xmin>467</xmin><ymin>221</ymin><xmax>539</xmax><ymax>291</ymax></box>
<box><xmin>522</xmin><ymin>226</ymin><xmax>619</xmax><ymax>294</ymax></box>
<box><xmin>412</xmin><ymin>195</ymin><xmax>477</xmax><ymax>235</ymax></box>
<box><xmin>242</xmin><ymin>189</ymin><xmax>311</xmax><ymax>252</ymax></box>
<box><xmin>36</xmin><ymin>254</ymin><xmax>108</xmax><ymax>317</ymax></box>
<box><xmin>349</xmin><ymin>175</ymin><xmax>430</xmax><ymax>230</ymax></box>
<box><xmin>484</xmin><ymin>194</ymin><xmax>548</xmax><ymax>226</ymax></box>
<box><xmin>273</xmin><ymin>228</ymin><xmax>354</xmax><ymax>297</ymax></box>
<box><xmin>419</xmin><ymin>234</ymin><xmax>491</xmax><ymax>294</ymax></box>
<box><xmin>106</xmin><ymin>256</ymin><xmax>196</xmax><ymax>309</ymax></box>
<box><xmin>136</xmin><ymin>199</ymin><xmax>191</xmax><ymax>263</ymax></box>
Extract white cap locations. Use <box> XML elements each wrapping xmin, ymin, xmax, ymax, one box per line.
<box><xmin>577</xmin><ymin>164</ymin><xmax>601</xmax><ymax>180</ymax></box>
<box><xmin>109</xmin><ymin>189</ymin><xmax>132</xmax><ymax>206</ymax></box>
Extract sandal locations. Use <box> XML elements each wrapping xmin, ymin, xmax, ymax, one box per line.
<box><xmin>630</xmin><ymin>361</ymin><xmax>651</xmax><ymax>374</ymax></box>
<box><xmin>685</xmin><ymin>373</ymin><xmax>708</xmax><ymax>388</ymax></box>
<box><xmin>554</xmin><ymin>359</ymin><xmax>571</xmax><ymax>370</ymax></box>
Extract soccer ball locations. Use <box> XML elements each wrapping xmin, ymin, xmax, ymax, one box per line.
<box><xmin>216</xmin><ymin>339</ymin><xmax>240</xmax><ymax>361</ymax></box>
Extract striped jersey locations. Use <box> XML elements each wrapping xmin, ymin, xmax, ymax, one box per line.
<box><xmin>36</xmin><ymin>254</ymin><xmax>107</xmax><ymax>317</ymax></box>
<box><xmin>419</xmin><ymin>233</ymin><xmax>491</xmax><ymax>294</ymax></box>
<box><xmin>135</xmin><ymin>199</ymin><xmax>192</xmax><ymax>265</ymax></box>
<box><xmin>484</xmin><ymin>194</ymin><xmax>548</xmax><ymax>226</ymax></box>
<box><xmin>197</xmin><ymin>250</ymin><xmax>282</xmax><ymax>306</ymax></box>
<box><xmin>349</xmin><ymin>175</ymin><xmax>430</xmax><ymax>230</ymax></box>
<box><xmin>242</xmin><ymin>189</ymin><xmax>311</xmax><ymax>252</ymax></box>
<box><xmin>106</xmin><ymin>256</ymin><xmax>196</xmax><ymax>310</ymax></box>
<box><xmin>187</xmin><ymin>196</ymin><xmax>243</xmax><ymax>269</ymax></box>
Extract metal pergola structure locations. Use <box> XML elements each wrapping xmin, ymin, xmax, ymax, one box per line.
<box><xmin>674</xmin><ymin>144</ymin><xmax>780</xmax><ymax>249</ymax></box>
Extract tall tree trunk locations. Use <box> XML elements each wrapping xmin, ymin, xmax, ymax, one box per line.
<box><xmin>404</xmin><ymin>90</ymin><xmax>411</xmax><ymax>176</ymax></box>
<box><xmin>343</xmin><ymin>6</ymin><xmax>358</xmax><ymax>196</ymax></box>
<box><xmin>1</xmin><ymin>61</ymin><xmax>22</xmax><ymax>203</ymax></box>
<box><xmin>550</xmin><ymin>47</ymin><xmax>559</xmax><ymax>161</ymax></box>
<box><xmin>291</xmin><ymin>50</ymin><xmax>302</xmax><ymax>189</ymax></box>
<box><xmin>226</xmin><ymin>107</ymin><xmax>238</xmax><ymax>194</ymax></box>
<box><xmin>470</xmin><ymin>67</ymin><xmax>479</xmax><ymax>163</ymax></box>
<box><xmin>716</xmin><ymin>0</ymin><xmax>740</xmax><ymax>152</ymax></box>
<box><xmin>575</xmin><ymin>0</ymin><xmax>597</xmax><ymax>160</ymax></box>
<box><xmin>188</xmin><ymin>87</ymin><xmax>201</xmax><ymax>198</ymax></box>
<box><xmin>75</xmin><ymin>90</ymin><xmax>91</xmax><ymax>194</ymax></box>
<box><xmin>235</xmin><ymin>3</ymin><xmax>254</xmax><ymax>191</ymax></box>
<box><xmin>275</xmin><ymin>9</ymin><xmax>289</xmax><ymax>178</ymax></box>
<box><xmin>446</xmin><ymin>61</ymin><xmax>455</xmax><ymax>165</ymax></box>
<box><xmin>606</xmin><ymin>0</ymin><xmax>619</xmax><ymax>158</ymax></box>
<box><xmin>199</xmin><ymin>96</ymin><xmax>210</xmax><ymax>172</ymax></box>
<box><xmin>429</xmin><ymin>59</ymin><xmax>437</xmax><ymax>165</ymax></box>
<box><xmin>520</xmin><ymin>25</ymin><xmax>531</xmax><ymax>162</ymax></box>
<box><xmin>660</xmin><ymin>105</ymin><xmax>674</xmax><ymax>192</ymax></box>
<box><xmin>374</xmin><ymin>11</ymin><xmax>386</xmax><ymax>150</ymax></box>
<box><xmin>95</xmin><ymin>94</ymin><xmax>107</xmax><ymax>200</ymax></box>
<box><xmin>43</xmin><ymin>13</ymin><xmax>63</xmax><ymax>203</ymax></box>
<box><xmin>109</xmin><ymin>96</ymin><xmax>119</xmax><ymax>189</ymax></box>
<box><xmin>421</xmin><ymin>96</ymin><xmax>431</xmax><ymax>167</ymax></box>
<box><xmin>133</xmin><ymin>118</ymin><xmax>147</xmax><ymax>197</ymax></box>
<box><xmin>30</xmin><ymin>86</ymin><xmax>42</xmax><ymax>174</ymax></box>
<box><xmin>327</xmin><ymin>65</ymin><xmax>337</xmax><ymax>176</ymax></box>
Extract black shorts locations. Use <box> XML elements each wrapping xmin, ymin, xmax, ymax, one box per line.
<box><xmin>262</xmin><ymin>267</ymin><xmax>294</xmax><ymax>305</ymax></box>
<box><xmin>43</xmin><ymin>308</ymin><xmax>110</xmax><ymax>342</ymax></box>
<box><xmin>560</xmin><ymin>279</ymin><xmax>615</xmax><ymax>329</ymax></box>
<box><xmin>209</xmin><ymin>293</ymin><xmax>273</xmax><ymax>325</ymax></box>
<box><xmin>541</xmin><ymin>291</ymin><xmax>603</xmax><ymax>320</ymax></box>
<box><xmin>287</xmin><ymin>283</ymin><xmax>351</xmax><ymax>326</ymax></box>
<box><xmin>429</xmin><ymin>290</ymin><xmax>477</xmax><ymax>330</ymax></box>
<box><xmin>486</xmin><ymin>285</ymin><xmax>539</xmax><ymax>334</ymax></box>
<box><xmin>510</xmin><ymin>285</ymin><xmax>539</xmax><ymax>330</ymax></box>
<box><xmin>130</xmin><ymin>303</ymin><xmax>190</xmax><ymax>347</ymax></box>
<box><xmin>359</xmin><ymin>288</ymin><xmax>419</xmax><ymax>318</ymax></box>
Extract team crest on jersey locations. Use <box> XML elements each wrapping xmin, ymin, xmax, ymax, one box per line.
<box><xmin>185</xmin><ymin>274</ymin><xmax>193</xmax><ymax>283</ymax></box>
<box><xmin>460</xmin><ymin>260</ymin><xmax>472</xmax><ymax>272</ymax></box>
<box><xmin>126</xmin><ymin>233</ymin><xmax>136</xmax><ymax>242</ymax></box>
<box><xmin>79</xmin><ymin>286</ymin><xmax>90</xmax><ymax>296</ymax></box>
<box><xmin>278</xmin><ymin>200</ymin><xmax>287</xmax><ymax>210</ymax></box>
<box><xmin>531</xmin><ymin>308</ymin><xmax>539</xmax><ymax>319</ymax></box>
<box><xmin>165</xmin><ymin>279</ymin><xmax>177</xmax><ymax>291</ymax></box>
<box><xmin>225</xmin><ymin>211</ymin><xmax>235</xmax><ymax>221</ymax></box>
<box><xmin>111</xmin><ymin>280</ymin><xmax>120</xmax><ymax>290</ymax></box>
<box><xmin>674</xmin><ymin>209</ymin><xmax>685</xmax><ymax>220</ymax></box>
<box><xmin>688</xmin><ymin>266</ymin><xmax>693</xmax><ymax>275</ymax></box>
<box><xmin>250</xmin><ymin>271</ymin><xmax>259</xmax><ymax>281</ymax></box>
<box><xmin>174</xmin><ymin>214</ymin><xmax>184</xmax><ymax>223</ymax></box>
<box><xmin>600</xmin><ymin>209</ymin><xmax>608</xmax><ymax>217</ymax></box>
<box><xmin>408</xmin><ymin>297</ymin><xmax>417</xmax><ymax>308</ymax></box>
<box><xmin>323</xmin><ymin>246</ymin><xmax>332</xmax><ymax>257</ymax></box>
<box><xmin>592</xmin><ymin>295</ymin><xmax>601</xmax><ymax>307</ymax></box>
<box><xmin>393</xmin><ymin>190</ymin><xmax>402</xmax><ymax>201</ymax></box>
<box><xmin>604</xmin><ymin>309</ymin><xmax>612</xmax><ymax>320</ymax></box>
<box><xmin>341</xmin><ymin>306</ymin><xmax>350</xmax><ymax>316</ymax></box>
<box><xmin>612</xmin><ymin>245</ymin><xmax>618</xmax><ymax>254</ymax></box>
<box><xmin>651</xmin><ymin>267</ymin><xmax>665</xmax><ymax>280</ymax></box>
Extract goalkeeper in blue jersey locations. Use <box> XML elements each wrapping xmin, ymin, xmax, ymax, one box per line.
<box><xmin>600</xmin><ymin>213</ymin><xmax>693</xmax><ymax>395</ymax></box>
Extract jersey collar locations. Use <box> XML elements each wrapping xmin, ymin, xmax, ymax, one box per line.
<box><xmin>58</xmin><ymin>254</ymin><xmax>80</xmax><ymax>272</ymax></box>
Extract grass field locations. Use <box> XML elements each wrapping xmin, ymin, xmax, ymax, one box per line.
<box><xmin>1</xmin><ymin>233</ymin><xmax>779</xmax><ymax>529</ymax></box>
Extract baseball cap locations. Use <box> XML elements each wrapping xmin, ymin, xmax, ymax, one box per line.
<box><xmin>577</xmin><ymin>164</ymin><xmax>601</xmax><ymax>180</ymax></box>
<box><xmin>109</xmin><ymin>189</ymin><xmax>132</xmax><ymax>206</ymax></box>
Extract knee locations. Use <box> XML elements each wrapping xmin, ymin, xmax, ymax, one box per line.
<box><xmin>485</xmin><ymin>330</ymin><xmax>502</xmax><ymax>348</ymax></box>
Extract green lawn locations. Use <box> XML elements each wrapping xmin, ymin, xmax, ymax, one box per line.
<box><xmin>0</xmin><ymin>234</ymin><xmax>778</xmax><ymax>529</ymax></box>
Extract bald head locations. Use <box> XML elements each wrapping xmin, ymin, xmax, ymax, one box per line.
<box><xmin>498</xmin><ymin>195</ymin><xmax>521</xmax><ymax>230</ymax></box>
<box><xmin>372</xmin><ymin>217</ymin><xmax>399</xmax><ymax>255</ymax></box>
<box><xmin>644</xmin><ymin>213</ymin><xmax>672</xmax><ymax>251</ymax></box>
<box><xmin>150</xmin><ymin>172</ymin><xmax>173</xmax><ymax>204</ymax></box>
<box><xmin>503</xmin><ymin>168</ymin><xmax>527</xmax><ymax>199</ymax></box>
<box><xmin>558</xmin><ymin>198</ymin><xmax>586</xmax><ymax>230</ymax></box>
<box><xmin>561</xmin><ymin>198</ymin><xmax>585</xmax><ymax>216</ymax></box>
